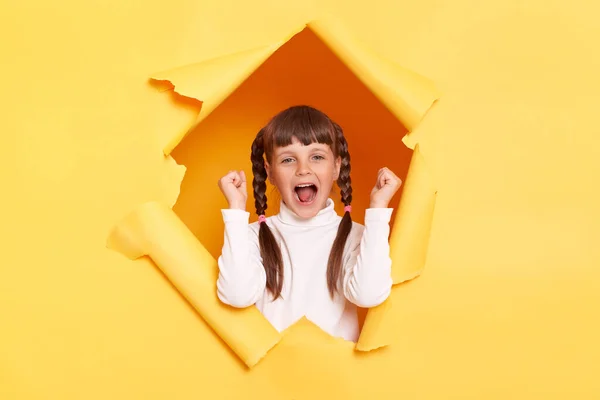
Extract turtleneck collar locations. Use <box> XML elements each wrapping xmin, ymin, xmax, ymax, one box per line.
<box><xmin>276</xmin><ymin>198</ymin><xmax>339</xmax><ymax>227</ymax></box>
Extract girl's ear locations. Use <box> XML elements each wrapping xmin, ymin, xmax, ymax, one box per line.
<box><xmin>265</xmin><ymin>160</ymin><xmax>272</xmax><ymax>184</ymax></box>
<box><xmin>333</xmin><ymin>156</ymin><xmax>341</xmax><ymax>180</ymax></box>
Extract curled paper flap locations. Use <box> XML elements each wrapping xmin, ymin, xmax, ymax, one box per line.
<box><xmin>356</xmin><ymin>144</ymin><xmax>436</xmax><ymax>350</ymax></box>
<box><xmin>389</xmin><ymin>144</ymin><xmax>437</xmax><ymax>284</ymax></box>
<box><xmin>152</xmin><ymin>42</ymin><xmax>287</xmax><ymax>155</ymax></box>
<box><xmin>152</xmin><ymin>18</ymin><xmax>440</xmax><ymax>156</ymax></box>
<box><xmin>106</xmin><ymin>201</ymin><xmax>281</xmax><ymax>368</ymax></box>
<box><xmin>308</xmin><ymin>19</ymin><xmax>441</xmax><ymax>138</ymax></box>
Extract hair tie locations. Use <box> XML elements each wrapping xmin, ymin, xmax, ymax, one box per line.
<box><xmin>344</xmin><ymin>205</ymin><xmax>352</xmax><ymax>213</ymax></box>
<box><xmin>258</xmin><ymin>215</ymin><xmax>267</xmax><ymax>224</ymax></box>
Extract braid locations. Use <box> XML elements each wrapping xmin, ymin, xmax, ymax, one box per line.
<box><xmin>250</xmin><ymin>129</ymin><xmax>284</xmax><ymax>299</ymax></box>
<box><xmin>334</xmin><ymin>122</ymin><xmax>353</xmax><ymax>206</ymax></box>
<box><xmin>251</xmin><ymin>131</ymin><xmax>268</xmax><ymax>215</ymax></box>
<box><xmin>326</xmin><ymin>122</ymin><xmax>354</xmax><ymax>298</ymax></box>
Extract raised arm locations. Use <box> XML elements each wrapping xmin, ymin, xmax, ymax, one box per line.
<box><xmin>342</xmin><ymin>166</ymin><xmax>401</xmax><ymax>307</ymax></box>
<box><xmin>216</xmin><ymin>170</ymin><xmax>265</xmax><ymax>308</ymax></box>
<box><xmin>217</xmin><ymin>209</ymin><xmax>266</xmax><ymax>307</ymax></box>
<box><xmin>342</xmin><ymin>208</ymin><xmax>394</xmax><ymax>307</ymax></box>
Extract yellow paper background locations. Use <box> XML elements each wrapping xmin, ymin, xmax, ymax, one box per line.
<box><xmin>2</xmin><ymin>0</ymin><xmax>600</xmax><ymax>399</ymax></box>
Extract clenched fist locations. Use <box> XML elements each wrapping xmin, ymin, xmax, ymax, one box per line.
<box><xmin>370</xmin><ymin>167</ymin><xmax>402</xmax><ymax>208</ymax></box>
<box><xmin>218</xmin><ymin>170</ymin><xmax>248</xmax><ymax>210</ymax></box>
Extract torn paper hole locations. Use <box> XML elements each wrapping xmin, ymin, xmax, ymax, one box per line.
<box><xmin>107</xmin><ymin>17</ymin><xmax>439</xmax><ymax>368</ymax></box>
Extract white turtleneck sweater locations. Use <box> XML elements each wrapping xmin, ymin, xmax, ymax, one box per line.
<box><xmin>216</xmin><ymin>198</ymin><xmax>394</xmax><ymax>342</ymax></box>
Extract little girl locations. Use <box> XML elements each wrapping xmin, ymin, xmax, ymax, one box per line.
<box><xmin>216</xmin><ymin>105</ymin><xmax>402</xmax><ymax>342</ymax></box>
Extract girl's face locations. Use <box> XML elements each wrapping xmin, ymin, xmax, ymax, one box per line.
<box><xmin>266</xmin><ymin>137</ymin><xmax>341</xmax><ymax>219</ymax></box>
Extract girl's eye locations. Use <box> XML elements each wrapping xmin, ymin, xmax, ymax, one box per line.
<box><xmin>312</xmin><ymin>155</ymin><xmax>325</xmax><ymax>161</ymax></box>
<box><xmin>281</xmin><ymin>158</ymin><xmax>294</xmax><ymax>163</ymax></box>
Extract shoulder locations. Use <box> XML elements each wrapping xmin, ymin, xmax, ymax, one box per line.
<box><xmin>350</xmin><ymin>220</ymin><xmax>365</xmax><ymax>231</ymax></box>
<box><xmin>248</xmin><ymin>215</ymin><xmax>278</xmax><ymax>236</ymax></box>
<box><xmin>248</xmin><ymin>220</ymin><xmax>262</xmax><ymax>237</ymax></box>
<box><xmin>348</xmin><ymin>220</ymin><xmax>365</xmax><ymax>240</ymax></box>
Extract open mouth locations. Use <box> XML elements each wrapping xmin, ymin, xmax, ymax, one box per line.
<box><xmin>294</xmin><ymin>183</ymin><xmax>318</xmax><ymax>204</ymax></box>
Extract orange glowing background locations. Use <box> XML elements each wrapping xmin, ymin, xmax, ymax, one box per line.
<box><xmin>171</xmin><ymin>29</ymin><xmax>412</xmax><ymax>258</ymax></box>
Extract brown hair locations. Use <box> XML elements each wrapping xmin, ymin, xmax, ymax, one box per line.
<box><xmin>250</xmin><ymin>105</ymin><xmax>353</xmax><ymax>300</ymax></box>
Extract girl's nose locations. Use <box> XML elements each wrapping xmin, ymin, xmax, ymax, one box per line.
<box><xmin>295</xmin><ymin>160</ymin><xmax>312</xmax><ymax>176</ymax></box>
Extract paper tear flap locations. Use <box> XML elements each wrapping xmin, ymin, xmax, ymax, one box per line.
<box><xmin>107</xmin><ymin>201</ymin><xmax>281</xmax><ymax>368</ymax></box>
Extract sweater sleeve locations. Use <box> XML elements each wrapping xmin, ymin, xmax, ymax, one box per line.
<box><xmin>216</xmin><ymin>209</ymin><xmax>266</xmax><ymax>308</ymax></box>
<box><xmin>342</xmin><ymin>208</ymin><xmax>394</xmax><ymax>308</ymax></box>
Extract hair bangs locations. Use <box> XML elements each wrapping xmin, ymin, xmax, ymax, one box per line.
<box><xmin>263</xmin><ymin>106</ymin><xmax>337</xmax><ymax>160</ymax></box>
